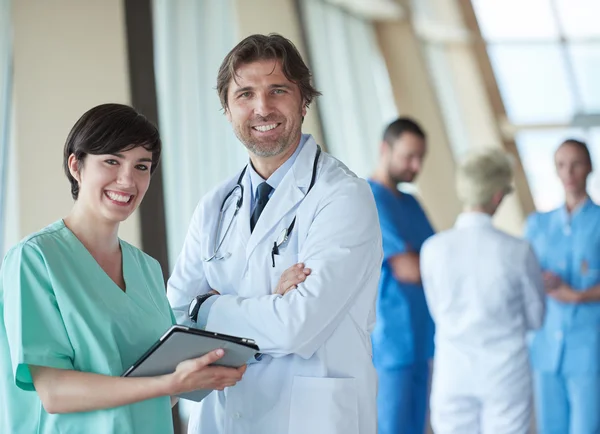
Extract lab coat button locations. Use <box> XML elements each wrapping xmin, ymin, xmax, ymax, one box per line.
<box><xmin>555</xmin><ymin>331</ymin><xmax>563</xmax><ymax>340</ymax></box>
<box><xmin>233</xmin><ymin>412</ymin><xmax>241</xmax><ymax>419</ymax></box>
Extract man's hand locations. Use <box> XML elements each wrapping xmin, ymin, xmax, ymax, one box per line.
<box><xmin>389</xmin><ymin>252</ymin><xmax>421</xmax><ymax>284</ymax></box>
<box><xmin>273</xmin><ymin>263</ymin><xmax>312</xmax><ymax>296</ymax></box>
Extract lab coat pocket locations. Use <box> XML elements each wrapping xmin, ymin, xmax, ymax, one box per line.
<box><xmin>288</xmin><ymin>376</ymin><xmax>359</xmax><ymax>434</ymax></box>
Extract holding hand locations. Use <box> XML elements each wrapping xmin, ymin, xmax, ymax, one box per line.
<box><xmin>547</xmin><ymin>284</ymin><xmax>582</xmax><ymax>303</ymax></box>
<box><xmin>542</xmin><ymin>271</ymin><xmax>561</xmax><ymax>291</ymax></box>
<box><xmin>274</xmin><ymin>263</ymin><xmax>312</xmax><ymax>296</ymax></box>
<box><xmin>543</xmin><ymin>272</ymin><xmax>582</xmax><ymax>304</ymax></box>
<box><xmin>165</xmin><ymin>349</ymin><xmax>246</xmax><ymax>394</ymax></box>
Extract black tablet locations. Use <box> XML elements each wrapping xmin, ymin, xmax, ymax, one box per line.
<box><xmin>122</xmin><ymin>325</ymin><xmax>260</xmax><ymax>402</ymax></box>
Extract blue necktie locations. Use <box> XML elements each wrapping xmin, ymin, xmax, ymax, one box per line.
<box><xmin>250</xmin><ymin>182</ymin><xmax>273</xmax><ymax>232</ymax></box>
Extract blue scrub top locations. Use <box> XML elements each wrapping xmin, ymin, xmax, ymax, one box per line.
<box><xmin>369</xmin><ymin>180</ymin><xmax>435</xmax><ymax>369</ymax></box>
<box><xmin>525</xmin><ymin>198</ymin><xmax>600</xmax><ymax>375</ymax></box>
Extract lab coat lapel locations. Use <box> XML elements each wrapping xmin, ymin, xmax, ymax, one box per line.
<box><xmin>245</xmin><ymin>138</ymin><xmax>318</xmax><ymax>259</ymax></box>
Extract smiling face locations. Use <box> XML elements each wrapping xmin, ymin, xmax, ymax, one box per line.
<box><xmin>68</xmin><ymin>146</ymin><xmax>153</xmax><ymax>224</ymax></box>
<box><xmin>225</xmin><ymin>59</ymin><xmax>306</xmax><ymax>158</ymax></box>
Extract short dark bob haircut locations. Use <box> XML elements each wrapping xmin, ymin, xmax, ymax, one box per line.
<box><xmin>63</xmin><ymin>103</ymin><xmax>161</xmax><ymax>200</ymax></box>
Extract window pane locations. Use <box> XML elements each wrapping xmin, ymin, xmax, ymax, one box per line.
<box><xmin>489</xmin><ymin>44</ymin><xmax>575</xmax><ymax>124</ymax></box>
<box><xmin>569</xmin><ymin>44</ymin><xmax>600</xmax><ymax>113</ymax></box>
<box><xmin>587</xmin><ymin>128</ymin><xmax>600</xmax><ymax>205</ymax></box>
<box><xmin>555</xmin><ymin>0</ymin><xmax>600</xmax><ymax>39</ymax></box>
<box><xmin>516</xmin><ymin>129</ymin><xmax>586</xmax><ymax>211</ymax></box>
<box><xmin>472</xmin><ymin>0</ymin><xmax>559</xmax><ymax>41</ymax></box>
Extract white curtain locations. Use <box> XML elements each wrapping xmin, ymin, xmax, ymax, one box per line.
<box><xmin>152</xmin><ymin>0</ymin><xmax>246</xmax><ymax>269</ymax></box>
<box><xmin>0</xmin><ymin>0</ymin><xmax>12</xmax><ymax>255</ymax></box>
<box><xmin>300</xmin><ymin>0</ymin><xmax>398</xmax><ymax>178</ymax></box>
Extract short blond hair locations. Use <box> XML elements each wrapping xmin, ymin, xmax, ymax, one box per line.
<box><xmin>456</xmin><ymin>148</ymin><xmax>514</xmax><ymax>208</ymax></box>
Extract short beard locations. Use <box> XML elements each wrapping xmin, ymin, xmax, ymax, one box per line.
<box><xmin>242</xmin><ymin>136</ymin><xmax>289</xmax><ymax>157</ymax></box>
<box><xmin>234</xmin><ymin>108</ymin><xmax>304</xmax><ymax>158</ymax></box>
<box><xmin>388</xmin><ymin>170</ymin><xmax>415</xmax><ymax>185</ymax></box>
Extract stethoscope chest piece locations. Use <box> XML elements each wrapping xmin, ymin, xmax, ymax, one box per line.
<box><xmin>276</xmin><ymin>228</ymin><xmax>288</xmax><ymax>248</ymax></box>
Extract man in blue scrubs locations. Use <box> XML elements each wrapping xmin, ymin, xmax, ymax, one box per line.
<box><xmin>369</xmin><ymin>117</ymin><xmax>435</xmax><ymax>434</ymax></box>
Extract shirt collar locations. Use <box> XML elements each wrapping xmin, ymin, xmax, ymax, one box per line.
<box><xmin>559</xmin><ymin>196</ymin><xmax>592</xmax><ymax>225</ymax></box>
<box><xmin>248</xmin><ymin>134</ymin><xmax>309</xmax><ymax>201</ymax></box>
<box><xmin>455</xmin><ymin>211</ymin><xmax>494</xmax><ymax>229</ymax></box>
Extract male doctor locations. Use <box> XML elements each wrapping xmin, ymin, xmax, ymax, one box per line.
<box><xmin>368</xmin><ymin>118</ymin><xmax>435</xmax><ymax>434</ymax></box>
<box><xmin>167</xmin><ymin>33</ymin><xmax>382</xmax><ymax>434</ymax></box>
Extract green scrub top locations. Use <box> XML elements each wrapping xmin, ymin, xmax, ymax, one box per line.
<box><xmin>0</xmin><ymin>220</ymin><xmax>176</xmax><ymax>434</ymax></box>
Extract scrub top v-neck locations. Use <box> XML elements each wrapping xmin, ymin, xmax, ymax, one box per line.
<box><xmin>0</xmin><ymin>220</ymin><xmax>176</xmax><ymax>434</ymax></box>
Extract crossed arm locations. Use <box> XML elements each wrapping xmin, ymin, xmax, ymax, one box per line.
<box><xmin>388</xmin><ymin>252</ymin><xmax>422</xmax><ymax>284</ymax></box>
<box><xmin>544</xmin><ymin>272</ymin><xmax>600</xmax><ymax>303</ymax></box>
<box><xmin>168</xmin><ymin>181</ymin><xmax>382</xmax><ymax>359</ymax></box>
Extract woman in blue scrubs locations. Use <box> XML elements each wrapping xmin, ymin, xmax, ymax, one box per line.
<box><xmin>525</xmin><ymin>139</ymin><xmax>600</xmax><ymax>434</ymax></box>
<box><xmin>0</xmin><ymin>104</ymin><xmax>247</xmax><ymax>434</ymax></box>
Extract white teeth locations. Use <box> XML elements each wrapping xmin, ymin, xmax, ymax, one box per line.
<box><xmin>106</xmin><ymin>191</ymin><xmax>132</xmax><ymax>203</ymax></box>
<box><xmin>254</xmin><ymin>124</ymin><xmax>277</xmax><ymax>132</ymax></box>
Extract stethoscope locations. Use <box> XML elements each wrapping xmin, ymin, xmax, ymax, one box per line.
<box><xmin>203</xmin><ymin>145</ymin><xmax>322</xmax><ymax>267</ymax></box>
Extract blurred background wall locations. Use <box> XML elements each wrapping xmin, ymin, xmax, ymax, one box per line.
<box><xmin>4</xmin><ymin>0</ymin><xmax>599</xmax><ymax>257</ymax></box>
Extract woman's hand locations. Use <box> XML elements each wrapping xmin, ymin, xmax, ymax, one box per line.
<box><xmin>273</xmin><ymin>263</ymin><xmax>312</xmax><ymax>296</ymax></box>
<box><xmin>542</xmin><ymin>271</ymin><xmax>561</xmax><ymax>291</ymax></box>
<box><xmin>29</xmin><ymin>350</ymin><xmax>245</xmax><ymax>415</ymax></box>
<box><xmin>165</xmin><ymin>349</ymin><xmax>246</xmax><ymax>395</ymax></box>
<box><xmin>547</xmin><ymin>283</ymin><xmax>583</xmax><ymax>304</ymax></box>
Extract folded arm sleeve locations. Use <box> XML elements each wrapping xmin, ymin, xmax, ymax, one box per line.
<box><xmin>167</xmin><ymin>202</ymin><xmax>211</xmax><ymax>326</ymax></box>
<box><xmin>371</xmin><ymin>191</ymin><xmax>407</xmax><ymax>260</ymax></box>
<box><xmin>521</xmin><ymin>244</ymin><xmax>546</xmax><ymax>330</ymax></box>
<box><xmin>3</xmin><ymin>243</ymin><xmax>75</xmax><ymax>391</ymax></box>
<box><xmin>205</xmin><ymin>181</ymin><xmax>383</xmax><ymax>359</ymax></box>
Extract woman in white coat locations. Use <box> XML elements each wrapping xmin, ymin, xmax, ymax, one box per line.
<box><xmin>420</xmin><ymin>148</ymin><xmax>546</xmax><ymax>434</ymax></box>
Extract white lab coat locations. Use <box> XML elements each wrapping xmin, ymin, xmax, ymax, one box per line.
<box><xmin>420</xmin><ymin>212</ymin><xmax>545</xmax><ymax>434</ymax></box>
<box><xmin>167</xmin><ymin>136</ymin><xmax>382</xmax><ymax>434</ymax></box>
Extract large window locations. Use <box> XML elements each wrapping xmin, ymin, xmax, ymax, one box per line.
<box><xmin>152</xmin><ymin>0</ymin><xmax>245</xmax><ymax>269</ymax></box>
<box><xmin>300</xmin><ymin>0</ymin><xmax>398</xmax><ymax>178</ymax></box>
<box><xmin>473</xmin><ymin>0</ymin><xmax>600</xmax><ymax>210</ymax></box>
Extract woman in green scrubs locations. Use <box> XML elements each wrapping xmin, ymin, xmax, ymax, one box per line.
<box><xmin>0</xmin><ymin>104</ymin><xmax>247</xmax><ymax>434</ymax></box>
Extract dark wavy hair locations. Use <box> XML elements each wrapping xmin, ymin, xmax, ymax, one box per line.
<box><xmin>217</xmin><ymin>33</ymin><xmax>321</xmax><ymax>111</ymax></box>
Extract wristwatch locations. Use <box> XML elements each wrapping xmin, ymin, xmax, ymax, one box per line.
<box><xmin>188</xmin><ymin>293</ymin><xmax>216</xmax><ymax>323</ymax></box>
